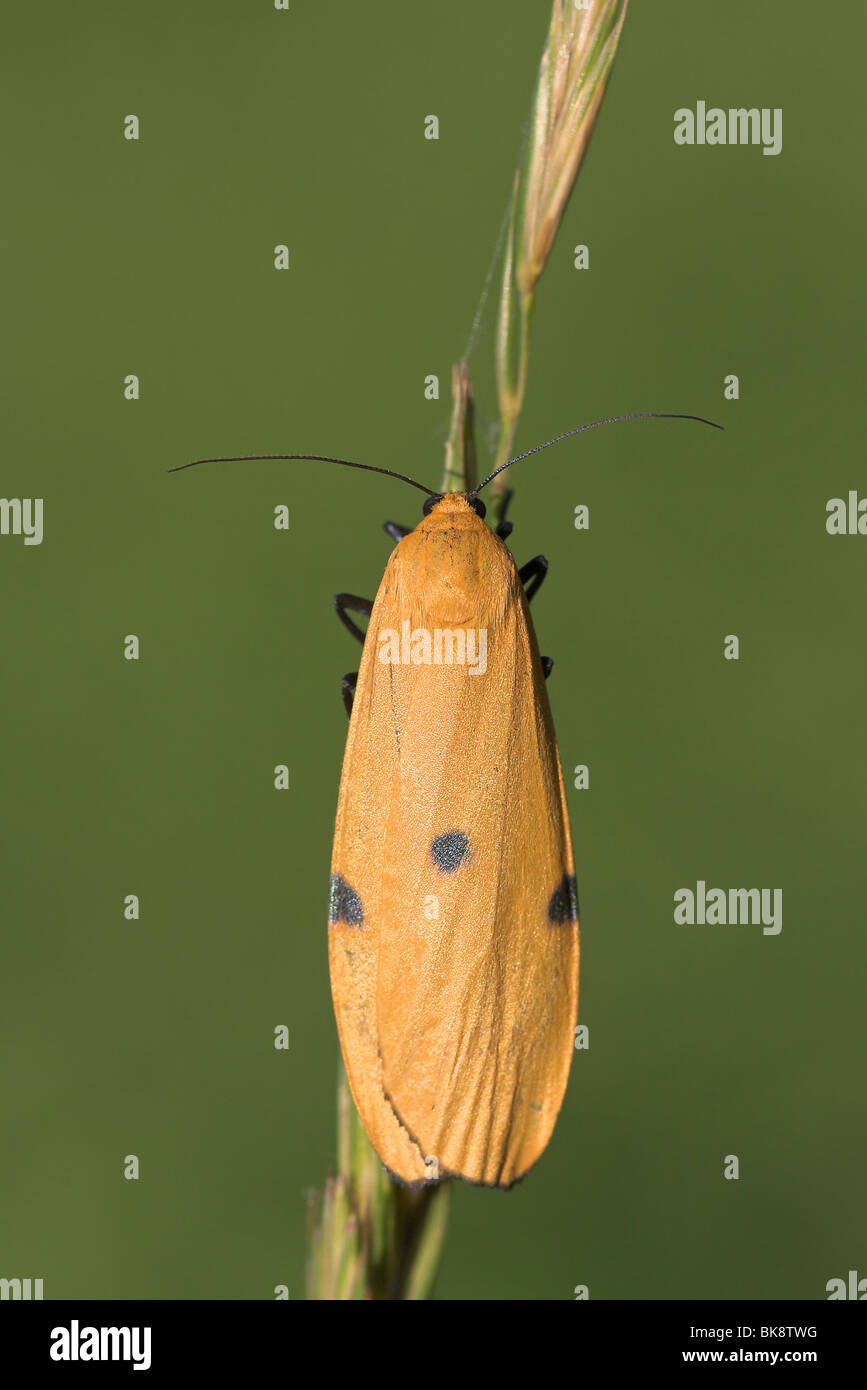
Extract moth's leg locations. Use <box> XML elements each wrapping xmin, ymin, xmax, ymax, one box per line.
<box><xmin>517</xmin><ymin>542</ymin><xmax>551</xmax><ymax>676</ymax></box>
<box><xmin>342</xmin><ymin>671</ymin><xmax>358</xmax><ymax>716</ymax></box>
<box><xmin>334</xmin><ymin>592</ymin><xmax>373</xmax><ymax>644</ymax></box>
<box><xmin>494</xmin><ymin>488</ymin><xmax>514</xmax><ymax>540</ymax></box>
<box><xmin>519</xmin><ymin>554</ymin><xmax>548</xmax><ymax>602</ymax></box>
<box><xmin>383</xmin><ymin>521</ymin><xmax>412</xmax><ymax>542</ymax></box>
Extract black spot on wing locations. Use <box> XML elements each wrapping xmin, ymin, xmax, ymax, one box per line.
<box><xmin>548</xmin><ymin>872</ymin><xmax>579</xmax><ymax>924</ymax></box>
<box><xmin>329</xmin><ymin>873</ymin><xmax>363</xmax><ymax>927</ymax></box>
<box><xmin>430</xmin><ymin>831</ymin><xmax>471</xmax><ymax>873</ymax></box>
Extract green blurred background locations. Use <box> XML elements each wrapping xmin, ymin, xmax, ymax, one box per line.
<box><xmin>2</xmin><ymin>1</ymin><xmax>865</xmax><ymax>1300</ymax></box>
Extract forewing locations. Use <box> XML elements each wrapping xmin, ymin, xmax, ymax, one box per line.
<box><xmin>327</xmin><ymin>596</ymin><xmax>431</xmax><ymax>1185</ymax></box>
<box><xmin>373</xmin><ymin>591</ymin><xmax>579</xmax><ymax>1187</ymax></box>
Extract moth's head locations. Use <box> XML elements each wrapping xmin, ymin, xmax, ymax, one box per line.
<box><xmin>394</xmin><ymin>490</ymin><xmax>510</xmax><ymax>626</ymax></box>
<box><xmin>420</xmin><ymin>491</ymin><xmax>487</xmax><ymax>524</ymax></box>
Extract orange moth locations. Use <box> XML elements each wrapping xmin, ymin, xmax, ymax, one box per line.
<box><xmin>329</xmin><ymin>483</ymin><xmax>575</xmax><ymax>1188</ymax></box>
<box><xmin>173</xmin><ymin>412</ymin><xmax>721</xmax><ymax>1189</ymax></box>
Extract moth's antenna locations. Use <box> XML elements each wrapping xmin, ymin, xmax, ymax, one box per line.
<box><xmin>169</xmin><ymin>452</ymin><xmax>438</xmax><ymax>498</ymax></box>
<box><xmin>471</xmin><ymin>413</ymin><xmax>724</xmax><ymax>495</ymax></box>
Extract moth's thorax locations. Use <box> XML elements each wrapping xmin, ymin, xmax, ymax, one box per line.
<box><xmin>386</xmin><ymin>492</ymin><xmax>516</xmax><ymax>626</ymax></box>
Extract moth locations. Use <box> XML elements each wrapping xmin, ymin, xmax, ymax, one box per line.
<box><xmin>330</xmin><ymin>482</ymin><xmax>576</xmax><ymax>1189</ymax></box>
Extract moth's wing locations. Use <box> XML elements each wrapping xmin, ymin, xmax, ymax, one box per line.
<box><xmin>327</xmin><ymin>581</ymin><xmax>431</xmax><ymax>1185</ymax></box>
<box><xmin>374</xmin><ymin>590</ymin><xmax>579</xmax><ymax>1188</ymax></box>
